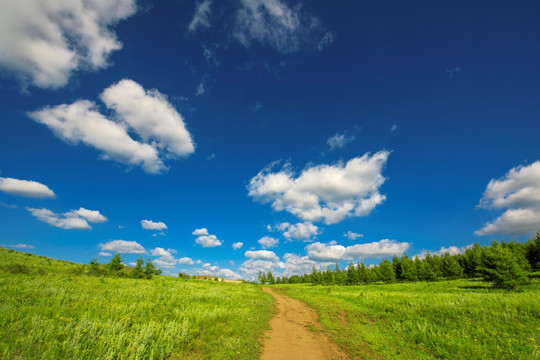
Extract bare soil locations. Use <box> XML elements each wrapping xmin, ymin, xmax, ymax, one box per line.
<box><xmin>261</xmin><ymin>288</ymin><xmax>349</xmax><ymax>360</ymax></box>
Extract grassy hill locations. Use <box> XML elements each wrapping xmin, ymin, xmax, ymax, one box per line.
<box><xmin>0</xmin><ymin>247</ymin><xmax>273</xmax><ymax>360</ymax></box>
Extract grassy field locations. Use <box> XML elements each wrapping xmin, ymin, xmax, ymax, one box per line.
<box><xmin>0</xmin><ymin>248</ymin><xmax>274</xmax><ymax>360</ymax></box>
<box><xmin>276</xmin><ymin>280</ymin><xmax>540</xmax><ymax>360</ymax></box>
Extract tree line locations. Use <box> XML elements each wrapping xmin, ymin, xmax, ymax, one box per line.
<box><xmin>88</xmin><ymin>254</ymin><xmax>162</xmax><ymax>279</ymax></box>
<box><xmin>259</xmin><ymin>233</ymin><xmax>540</xmax><ymax>291</ymax></box>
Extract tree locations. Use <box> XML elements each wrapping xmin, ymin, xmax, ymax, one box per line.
<box><xmin>479</xmin><ymin>241</ymin><xmax>529</xmax><ymax>291</ymax></box>
<box><xmin>416</xmin><ymin>258</ymin><xmax>437</xmax><ymax>281</ymax></box>
<box><xmin>347</xmin><ymin>263</ymin><xmax>359</xmax><ymax>285</ymax></box>
<box><xmin>258</xmin><ymin>271</ymin><xmax>267</xmax><ymax>284</ymax></box>
<box><xmin>441</xmin><ymin>253</ymin><xmax>463</xmax><ymax>279</ymax></box>
<box><xmin>392</xmin><ymin>255</ymin><xmax>403</xmax><ymax>280</ymax></box>
<box><xmin>400</xmin><ymin>255</ymin><xmax>418</xmax><ymax>281</ymax></box>
<box><xmin>131</xmin><ymin>257</ymin><xmax>145</xmax><ymax>278</ymax></box>
<box><xmin>379</xmin><ymin>259</ymin><xmax>396</xmax><ymax>282</ymax></box>
<box><xmin>525</xmin><ymin>232</ymin><xmax>540</xmax><ymax>270</ymax></box>
<box><xmin>463</xmin><ymin>243</ymin><xmax>484</xmax><ymax>277</ymax></box>
<box><xmin>143</xmin><ymin>258</ymin><xmax>159</xmax><ymax>279</ymax></box>
<box><xmin>107</xmin><ymin>254</ymin><xmax>124</xmax><ymax>275</ymax></box>
<box><xmin>88</xmin><ymin>257</ymin><xmax>103</xmax><ymax>276</ymax></box>
<box><xmin>267</xmin><ymin>271</ymin><xmax>275</xmax><ymax>284</ymax></box>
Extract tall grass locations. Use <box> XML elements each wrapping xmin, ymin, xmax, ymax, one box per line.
<box><xmin>0</xmin><ymin>248</ymin><xmax>273</xmax><ymax>359</ymax></box>
<box><xmin>277</xmin><ymin>280</ymin><xmax>540</xmax><ymax>360</ymax></box>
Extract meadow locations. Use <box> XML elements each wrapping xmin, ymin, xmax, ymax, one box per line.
<box><xmin>276</xmin><ymin>280</ymin><xmax>540</xmax><ymax>360</ymax></box>
<box><xmin>0</xmin><ymin>248</ymin><xmax>274</xmax><ymax>360</ymax></box>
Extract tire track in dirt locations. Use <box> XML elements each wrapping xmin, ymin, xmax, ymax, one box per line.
<box><xmin>261</xmin><ymin>288</ymin><xmax>349</xmax><ymax>360</ymax></box>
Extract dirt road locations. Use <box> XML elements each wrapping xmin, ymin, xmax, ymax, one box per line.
<box><xmin>261</xmin><ymin>288</ymin><xmax>349</xmax><ymax>360</ymax></box>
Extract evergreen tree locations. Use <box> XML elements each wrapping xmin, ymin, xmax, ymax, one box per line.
<box><xmin>379</xmin><ymin>258</ymin><xmax>396</xmax><ymax>282</ymax></box>
<box><xmin>347</xmin><ymin>263</ymin><xmax>359</xmax><ymax>285</ymax></box>
<box><xmin>416</xmin><ymin>258</ymin><xmax>437</xmax><ymax>281</ymax></box>
<box><xmin>357</xmin><ymin>263</ymin><xmax>369</xmax><ymax>284</ymax></box>
<box><xmin>107</xmin><ymin>253</ymin><xmax>124</xmax><ymax>275</ymax></box>
<box><xmin>131</xmin><ymin>256</ymin><xmax>145</xmax><ymax>278</ymax></box>
<box><xmin>88</xmin><ymin>257</ymin><xmax>103</xmax><ymax>276</ymax></box>
<box><xmin>392</xmin><ymin>255</ymin><xmax>403</xmax><ymax>280</ymax></box>
<box><xmin>441</xmin><ymin>253</ymin><xmax>463</xmax><ymax>278</ymax></box>
<box><xmin>463</xmin><ymin>243</ymin><xmax>484</xmax><ymax>277</ymax></box>
<box><xmin>258</xmin><ymin>271</ymin><xmax>267</xmax><ymax>284</ymax></box>
<box><xmin>143</xmin><ymin>258</ymin><xmax>159</xmax><ymax>279</ymax></box>
<box><xmin>400</xmin><ymin>255</ymin><xmax>418</xmax><ymax>281</ymax></box>
<box><xmin>479</xmin><ymin>241</ymin><xmax>529</xmax><ymax>291</ymax></box>
<box><xmin>525</xmin><ymin>232</ymin><xmax>540</xmax><ymax>270</ymax></box>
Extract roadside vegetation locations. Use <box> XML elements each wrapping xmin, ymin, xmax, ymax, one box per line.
<box><xmin>276</xmin><ymin>279</ymin><xmax>540</xmax><ymax>359</ymax></box>
<box><xmin>0</xmin><ymin>247</ymin><xmax>273</xmax><ymax>360</ymax></box>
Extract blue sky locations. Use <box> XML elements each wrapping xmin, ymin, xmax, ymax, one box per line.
<box><xmin>0</xmin><ymin>0</ymin><xmax>539</xmax><ymax>280</ymax></box>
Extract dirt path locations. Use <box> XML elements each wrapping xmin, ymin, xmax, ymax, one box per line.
<box><xmin>261</xmin><ymin>288</ymin><xmax>349</xmax><ymax>360</ymax></box>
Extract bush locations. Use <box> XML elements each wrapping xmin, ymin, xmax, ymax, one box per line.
<box><xmin>479</xmin><ymin>241</ymin><xmax>529</xmax><ymax>291</ymax></box>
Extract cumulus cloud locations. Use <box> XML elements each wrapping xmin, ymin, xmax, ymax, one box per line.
<box><xmin>0</xmin><ymin>0</ymin><xmax>136</xmax><ymax>89</ymax></box>
<box><xmin>233</xmin><ymin>0</ymin><xmax>327</xmax><ymax>53</ymax></box>
<box><xmin>190</xmin><ymin>263</ymin><xmax>242</xmax><ymax>280</ymax></box>
<box><xmin>276</xmin><ymin>222</ymin><xmax>318</xmax><ymax>241</ymax></box>
<box><xmin>193</xmin><ymin>228</ymin><xmax>209</xmax><ymax>236</ymax></box>
<box><xmin>0</xmin><ymin>177</ymin><xmax>56</xmax><ymax>199</ymax></box>
<box><xmin>306</xmin><ymin>239</ymin><xmax>409</xmax><ymax>262</ymax></box>
<box><xmin>475</xmin><ymin>161</ymin><xmax>540</xmax><ymax>236</ymax></box>
<box><xmin>193</xmin><ymin>228</ymin><xmax>222</xmax><ymax>247</ymax></box>
<box><xmin>27</xmin><ymin>206</ymin><xmax>107</xmax><ymax>229</ymax></box>
<box><xmin>327</xmin><ymin>132</ymin><xmax>355</xmax><ymax>150</ymax></box>
<box><xmin>245</xmin><ymin>250</ymin><xmax>279</xmax><ymax>261</ymax></box>
<box><xmin>29</xmin><ymin>100</ymin><xmax>165</xmax><ymax>174</ymax></box>
<box><xmin>344</xmin><ymin>231</ymin><xmax>363</xmax><ymax>240</ymax></box>
<box><xmin>99</xmin><ymin>240</ymin><xmax>146</xmax><ymax>254</ymax></box>
<box><xmin>100</xmin><ymin>79</ymin><xmax>195</xmax><ymax>157</ymax></box>
<box><xmin>29</xmin><ymin>80</ymin><xmax>195</xmax><ymax>174</ymax></box>
<box><xmin>232</xmin><ymin>242</ymin><xmax>244</xmax><ymax>250</ymax></box>
<box><xmin>248</xmin><ymin>151</ymin><xmax>389</xmax><ymax>224</ymax></box>
<box><xmin>415</xmin><ymin>244</ymin><xmax>473</xmax><ymax>260</ymax></box>
<box><xmin>141</xmin><ymin>220</ymin><xmax>167</xmax><ymax>231</ymax></box>
<box><xmin>99</xmin><ymin>252</ymin><xmax>112</xmax><ymax>257</ymax></box>
<box><xmin>258</xmin><ymin>236</ymin><xmax>279</xmax><ymax>248</ymax></box>
<box><xmin>178</xmin><ymin>257</ymin><xmax>194</xmax><ymax>265</ymax></box>
<box><xmin>188</xmin><ymin>0</ymin><xmax>212</xmax><ymax>32</ymax></box>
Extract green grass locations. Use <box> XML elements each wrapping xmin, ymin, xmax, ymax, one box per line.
<box><xmin>275</xmin><ymin>280</ymin><xmax>540</xmax><ymax>360</ymax></box>
<box><xmin>0</xmin><ymin>248</ymin><xmax>274</xmax><ymax>359</ymax></box>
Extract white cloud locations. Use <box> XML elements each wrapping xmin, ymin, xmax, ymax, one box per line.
<box><xmin>233</xmin><ymin>0</ymin><xmax>326</xmax><ymax>53</ymax></box>
<box><xmin>239</xmin><ymin>259</ymin><xmax>279</xmax><ymax>280</ymax></box>
<box><xmin>306</xmin><ymin>239</ymin><xmax>409</xmax><ymax>262</ymax></box>
<box><xmin>178</xmin><ymin>257</ymin><xmax>194</xmax><ymax>265</ymax></box>
<box><xmin>317</xmin><ymin>31</ymin><xmax>334</xmax><ymax>51</ymax></box>
<box><xmin>0</xmin><ymin>0</ymin><xmax>136</xmax><ymax>89</ymax></box>
<box><xmin>203</xmin><ymin>45</ymin><xmax>219</xmax><ymax>66</ymax></box>
<box><xmin>150</xmin><ymin>247</ymin><xmax>173</xmax><ymax>257</ymax></box>
<box><xmin>327</xmin><ymin>132</ymin><xmax>355</xmax><ymax>150</ymax></box>
<box><xmin>29</xmin><ymin>80</ymin><xmax>195</xmax><ymax>174</ymax></box>
<box><xmin>190</xmin><ymin>263</ymin><xmax>242</xmax><ymax>280</ymax></box>
<box><xmin>141</xmin><ymin>220</ymin><xmax>167</xmax><ymax>231</ymax></box>
<box><xmin>99</xmin><ymin>240</ymin><xmax>146</xmax><ymax>254</ymax></box>
<box><xmin>248</xmin><ymin>151</ymin><xmax>389</xmax><ymax>225</ymax></box>
<box><xmin>99</xmin><ymin>251</ymin><xmax>112</xmax><ymax>257</ymax></box>
<box><xmin>245</xmin><ymin>250</ymin><xmax>279</xmax><ymax>261</ymax></box>
<box><xmin>0</xmin><ymin>177</ymin><xmax>56</xmax><ymax>199</ymax></box>
<box><xmin>415</xmin><ymin>244</ymin><xmax>473</xmax><ymax>260</ymax></box>
<box><xmin>5</xmin><ymin>244</ymin><xmax>35</xmax><ymax>249</ymax></box>
<box><xmin>29</xmin><ymin>100</ymin><xmax>165</xmax><ymax>174</ymax></box>
<box><xmin>193</xmin><ymin>228</ymin><xmax>209</xmax><ymax>236</ymax></box>
<box><xmin>193</xmin><ymin>228</ymin><xmax>222</xmax><ymax>247</ymax></box>
<box><xmin>475</xmin><ymin>161</ymin><xmax>540</xmax><ymax>236</ymax></box>
<box><xmin>391</xmin><ymin>124</ymin><xmax>397</xmax><ymax>132</ymax></box>
<box><xmin>232</xmin><ymin>242</ymin><xmax>244</xmax><ymax>250</ymax></box>
<box><xmin>153</xmin><ymin>255</ymin><xmax>177</xmax><ymax>269</ymax></box>
<box><xmin>258</xmin><ymin>236</ymin><xmax>279</xmax><ymax>248</ymax></box>
<box><xmin>344</xmin><ymin>231</ymin><xmax>363</xmax><ymax>240</ymax></box>
<box><xmin>26</xmin><ymin>206</ymin><xmax>107</xmax><ymax>230</ymax></box>
<box><xmin>188</xmin><ymin>0</ymin><xmax>212</xmax><ymax>32</ymax></box>
<box><xmin>100</xmin><ymin>79</ymin><xmax>195</xmax><ymax>157</ymax></box>
<box><xmin>277</xmin><ymin>222</ymin><xmax>318</xmax><ymax>241</ymax></box>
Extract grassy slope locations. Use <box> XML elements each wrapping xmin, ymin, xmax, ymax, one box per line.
<box><xmin>0</xmin><ymin>247</ymin><xmax>273</xmax><ymax>359</ymax></box>
<box><xmin>276</xmin><ymin>280</ymin><xmax>540</xmax><ymax>360</ymax></box>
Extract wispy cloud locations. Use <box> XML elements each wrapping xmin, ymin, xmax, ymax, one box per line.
<box><xmin>188</xmin><ymin>0</ymin><xmax>212</xmax><ymax>32</ymax></box>
<box><xmin>327</xmin><ymin>132</ymin><xmax>355</xmax><ymax>150</ymax></box>
<box><xmin>344</xmin><ymin>231</ymin><xmax>363</xmax><ymax>240</ymax></box>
